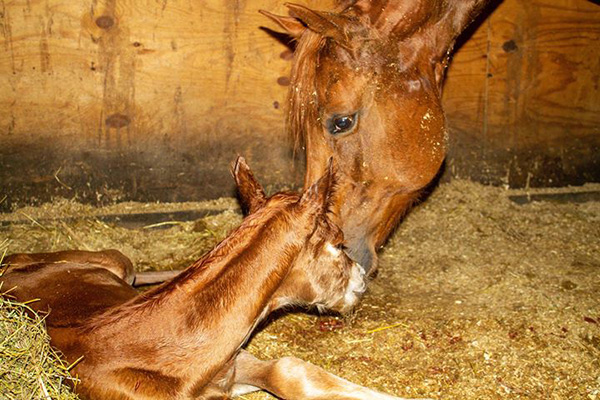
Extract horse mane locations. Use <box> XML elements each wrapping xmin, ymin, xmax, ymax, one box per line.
<box><xmin>287</xmin><ymin>4</ymin><xmax>373</xmax><ymax>154</ymax></box>
<box><xmin>84</xmin><ymin>194</ymin><xmax>301</xmax><ymax>331</ymax></box>
<box><xmin>288</xmin><ymin>30</ymin><xmax>325</xmax><ymax>154</ymax></box>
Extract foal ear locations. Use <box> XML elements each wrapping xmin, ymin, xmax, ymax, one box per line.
<box><xmin>300</xmin><ymin>158</ymin><xmax>336</xmax><ymax>216</ymax></box>
<box><xmin>232</xmin><ymin>157</ymin><xmax>266</xmax><ymax>215</ymax></box>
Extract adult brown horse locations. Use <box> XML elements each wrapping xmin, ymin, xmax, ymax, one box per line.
<box><xmin>1</xmin><ymin>158</ymin><xmax>423</xmax><ymax>399</ymax></box>
<box><xmin>262</xmin><ymin>0</ymin><xmax>493</xmax><ymax>271</ymax></box>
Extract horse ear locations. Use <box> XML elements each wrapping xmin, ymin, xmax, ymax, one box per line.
<box><xmin>259</xmin><ymin>9</ymin><xmax>307</xmax><ymax>38</ymax></box>
<box><xmin>285</xmin><ymin>3</ymin><xmax>358</xmax><ymax>47</ymax></box>
<box><xmin>300</xmin><ymin>158</ymin><xmax>336</xmax><ymax>216</ymax></box>
<box><xmin>262</xmin><ymin>4</ymin><xmax>359</xmax><ymax>48</ymax></box>
<box><xmin>433</xmin><ymin>0</ymin><xmax>492</xmax><ymax>58</ymax></box>
<box><xmin>232</xmin><ymin>157</ymin><xmax>266</xmax><ymax>215</ymax></box>
<box><xmin>347</xmin><ymin>0</ymin><xmax>490</xmax><ymax>56</ymax></box>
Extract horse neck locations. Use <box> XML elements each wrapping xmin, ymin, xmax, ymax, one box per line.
<box><xmin>83</xmin><ymin>208</ymin><xmax>306</xmax><ymax>382</ymax></box>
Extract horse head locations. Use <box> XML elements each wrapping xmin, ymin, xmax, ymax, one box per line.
<box><xmin>262</xmin><ymin>0</ymin><xmax>492</xmax><ymax>272</ymax></box>
<box><xmin>233</xmin><ymin>156</ymin><xmax>365</xmax><ymax>314</ymax></box>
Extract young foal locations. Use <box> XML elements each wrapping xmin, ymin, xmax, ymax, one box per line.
<box><xmin>1</xmin><ymin>158</ymin><xmax>419</xmax><ymax>400</ymax></box>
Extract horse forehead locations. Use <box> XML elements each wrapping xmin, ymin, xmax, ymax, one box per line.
<box><xmin>316</xmin><ymin>54</ymin><xmax>436</xmax><ymax>106</ymax></box>
<box><xmin>319</xmin><ymin>37</ymin><xmax>431</xmax><ymax>82</ymax></box>
<box><xmin>316</xmin><ymin>65</ymin><xmax>370</xmax><ymax>107</ymax></box>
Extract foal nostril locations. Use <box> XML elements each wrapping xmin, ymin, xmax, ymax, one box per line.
<box><xmin>354</xmin><ymin>274</ymin><xmax>367</xmax><ymax>294</ymax></box>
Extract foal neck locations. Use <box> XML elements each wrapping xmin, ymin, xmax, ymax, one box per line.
<box><xmin>87</xmin><ymin>202</ymin><xmax>305</xmax><ymax>348</ymax></box>
<box><xmin>64</xmin><ymin>202</ymin><xmax>314</xmax><ymax>398</ymax></box>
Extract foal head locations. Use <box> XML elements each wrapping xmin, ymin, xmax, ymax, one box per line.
<box><xmin>262</xmin><ymin>0</ymin><xmax>491</xmax><ymax>271</ymax></box>
<box><xmin>234</xmin><ymin>157</ymin><xmax>365</xmax><ymax>314</ymax></box>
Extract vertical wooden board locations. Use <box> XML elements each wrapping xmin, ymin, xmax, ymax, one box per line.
<box><xmin>0</xmin><ymin>0</ymin><xmax>338</xmax><ymax>145</ymax></box>
<box><xmin>0</xmin><ymin>0</ymin><xmax>336</xmax><ymax>210</ymax></box>
<box><xmin>484</xmin><ymin>0</ymin><xmax>600</xmax><ymax>144</ymax></box>
<box><xmin>0</xmin><ymin>0</ymin><xmax>284</xmax><ymax>144</ymax></box>
<box><xmin>1</xmin><ymin>0</ymin><xmax>102</xmax><ymax>142</ymax></box>
<box><xmin>443</xmin><ymin>0</ymin><xmax>600</xmax><ymax>187</ymax></box>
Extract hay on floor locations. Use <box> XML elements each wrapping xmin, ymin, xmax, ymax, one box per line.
<box><xmin>1</xmin><ymin>180</ymin><xmax>599</xmax><ymax>399</ymax></box>
<box><xmin>0</xmin><ymin>293</ymin><xmax>80</xmax><ymax>399</ymax></box>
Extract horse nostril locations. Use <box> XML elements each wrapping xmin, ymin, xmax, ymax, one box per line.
<box><xmin>344</xmin><ymin>241</ymin><xmax>375</xmax><ymax>273</ymax></box>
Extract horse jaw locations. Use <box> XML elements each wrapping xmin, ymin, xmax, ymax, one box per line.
<box><xmin>329</xmin><ymin>182</ymin><xmax>421</xmax><ymax>273</ymax></box>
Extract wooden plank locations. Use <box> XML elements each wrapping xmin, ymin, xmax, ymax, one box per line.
<box><xmin>0</xmin><ymin>0</ymin><xmax>334</xmax><ymax>211</ymax></box>
<box><xmin>0</xmin><ymin>0</ymin><xmax>598</xmax><ymax>211</ymax></box>
<box><xmin>443</xmin><ymin>0</ymin><xmax>600</xmax><ymax>187</ymax></box>
<box><xmin>1</xmin><ymin>0</ymin><xmax>325</xmax><ymax>145</ymax></box>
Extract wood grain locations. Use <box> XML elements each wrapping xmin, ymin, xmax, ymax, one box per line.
<box><xmin>443</xmin><ymin>0</ymin><xmax>600</xmax><ymax>187</ymax></box>
<box><xmin>0</xmin><ymin>0</ymin><xmax>598</xmax><ymax>210</ymax></box>
<box><xmin>0</xmin><ymin>1</ymin><xmax>336</xmax><ymax>210</ymax></box>
<box><xmin>1</xmin><ymin>0</ymin><xmax>339</xmax><ymax>147</ymax></box>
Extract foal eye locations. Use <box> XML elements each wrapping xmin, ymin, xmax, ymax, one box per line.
<box><xmin>326</xmin><ymin>113</ymin><xmax>358</xmax><ymax>135</ymax></box>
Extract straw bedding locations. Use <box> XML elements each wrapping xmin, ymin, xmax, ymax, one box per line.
<box><xmin>1</xmin><ymin>180</ymin><xmax>598</xmax><ymax>399</ymax></box>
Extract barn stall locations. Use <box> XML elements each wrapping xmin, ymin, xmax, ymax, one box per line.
<box><xmin>1</xmin><ymin>0</ymin><xmax>599</xmax><ymax>399</ymax></box>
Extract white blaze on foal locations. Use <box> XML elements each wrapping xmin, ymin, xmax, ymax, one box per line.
<box><xmin>324</xmin><ymin>242</ymin><xmax>367</xmax><ymax>310</ymax></box>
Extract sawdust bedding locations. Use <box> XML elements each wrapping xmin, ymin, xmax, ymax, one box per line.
<box><xmin>1</xmin><ymin>180</ymin><xmax>598</xmax><ymax>399</ymax></box>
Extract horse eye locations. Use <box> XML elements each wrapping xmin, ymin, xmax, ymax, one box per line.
<box><xmin>327</xmin><ymin>113</ymin><xmax>358</xmax><ymax>135</ymax></box>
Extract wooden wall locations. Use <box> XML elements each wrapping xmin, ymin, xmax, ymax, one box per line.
<box><xmin>1</xmin><ymin>0</ymin><xmax>598</xmax><ymax>211</ymax></box>
<box><xmin>0</xmin><ymin>0</ymin><xmax>336</xmax><ymax>211</ymax></box>
<box><xmin>444</xmin><ymin>0</ymin><xmax>600</xmax><ymax>188</ymax></box>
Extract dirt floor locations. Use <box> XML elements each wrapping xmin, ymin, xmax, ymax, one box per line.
<box><xmin>1</xmin><ymin>180</ymin><xmax>599</xmax><ymax>399</ymax></box>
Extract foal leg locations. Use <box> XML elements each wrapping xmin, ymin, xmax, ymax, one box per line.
<box><xmin>3</xmin><ymin>249</ymin><xmax>136</xmax><ymax>284</ymax></box>
<box><xmin>231</xmin><ymin>350</ymin><xmax>427</xmax><ymax>400</ymax></box>
<box><xmin>3</xmin><ymin>250</ymin><xmax>181</xmax><ymax>286</ymax></box>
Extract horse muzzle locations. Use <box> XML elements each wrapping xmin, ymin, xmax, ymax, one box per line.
<box><xmin>344</xmin><ymin>238</ymin><xmax>376</xmax><ymax>275</ymax></box>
